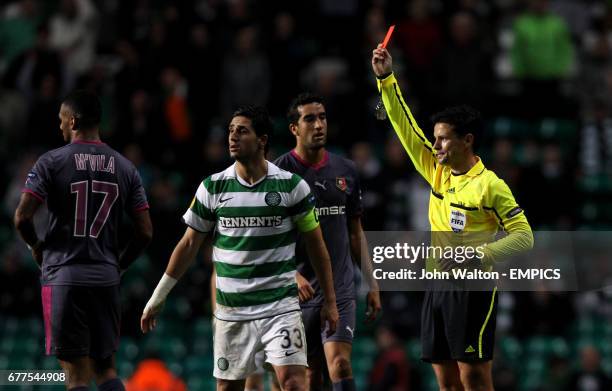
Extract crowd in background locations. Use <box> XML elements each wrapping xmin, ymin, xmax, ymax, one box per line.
<box><xmin>1</xmin><ymin>0</ymin><xmax>612</xmax><ymax>389</ymax></box>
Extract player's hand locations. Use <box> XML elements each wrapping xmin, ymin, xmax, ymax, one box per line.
<box><xmin>296</xmin><ymin>272</ymin><xmax>314</xmax><ymax>303</ymax></box>
<box><xmin>365</xmin><ymin>290</ymin><xmax>382</xmax><ymax>323</ymax></box>
<box><xmin>372</xmin><ymin>44</ymin><xmax>393</xmax><ymax>77</ymax></box>
<box><xmin>140</xmin><ymin>300</ymin><xmax>164</xmax><ymax>334</ymax></box>
<box><xmin>321</xmin><ymin>300</ymin><xmax>339</xmax><ymax>337</ymax></box>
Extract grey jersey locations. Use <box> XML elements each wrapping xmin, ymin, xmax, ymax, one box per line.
<box><xmin>274</xmin><ymin>150</ymin><xmax>363</xmax><ymax>306</ymax></box>
<box><xmin>23</xmin><ymin>140</ymin><xmax>149</xmax><ymax>286</ymax></box>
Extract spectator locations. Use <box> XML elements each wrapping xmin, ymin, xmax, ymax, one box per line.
<box><xmin>565</xmin><ymin>346</ymin><xmax>612</xmax><ymax>391</ymax></box>
<box><xmin>220</xmin><ymin>25</ymin><xmax>270</xmax><ymax>118</ymax></box>
<box><xmin>511</xmin><ymin>0</ymin><xmax>575</xmax><ymax>117</ymax></box>
<box><xmin>368</xmin><ymin>324</ymin><xmax>416</xmax><ymax>391</ymax></box>
<box><xmin>49</xmin><ymin>0</ymin><xmax>98</xmax><ymax>83</ymax></box>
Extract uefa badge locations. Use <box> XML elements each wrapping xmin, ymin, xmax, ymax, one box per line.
<box><xmin>335</xmin><ymin>177</ymin><xmax>347</xmax><ymax>192</ymax></box>
<box><xmin>450</xmin><ymin>210</ymin><xmax>466</xmax><ymax>232</ymax></box>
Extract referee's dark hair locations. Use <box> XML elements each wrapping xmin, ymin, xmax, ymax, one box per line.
<box><xmin>431</xmin><ymin>105</ymin><xmax>483</xmax><ymax>151</ymax></box>
<box><xmin>62</xmin><ymin>90</ymin><xmax>102</xmax><ymax>130</ymax></box>
<box><xmin>232</xmin><ymin>105</ymin><xmax>273</xmax><ymax>155</ymax></box>
<box><xmin>287</xmin><ymin>93</ymin><xmax>325</xmax><ymax>125</ymax></box>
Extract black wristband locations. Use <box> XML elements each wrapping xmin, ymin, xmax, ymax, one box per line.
<box><xmin>376</xmin><ymin>72</ymin><xmax>392</xmax><ymax>80</ymax></box>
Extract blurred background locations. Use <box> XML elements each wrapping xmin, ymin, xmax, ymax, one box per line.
<box><xmin>1</xmin><ymin>0</ymin><xmax>612</xmax><ymax>390</ymax></box>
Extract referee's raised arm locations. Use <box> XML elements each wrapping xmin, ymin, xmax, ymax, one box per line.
<box><xmin>371</xmin><ymin>44</ymin><xmax>436</xmax><ymax>185</ymax></box>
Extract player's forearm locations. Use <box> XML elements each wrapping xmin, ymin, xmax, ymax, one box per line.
<box><xmin>14</xmin><ymin>216</ymin><xmax>40</xmax><ymax>248</ymax></box>
<box><xmin>165</xmin><ymin>235</ymin><xmax>202</xmax><ymax>280</ymax></box>
<box><xmin>483</xmin><ymin>221</ymin><xmax>534</xmax><ymax>264</ymax></box>
<box><xmin>378</xmin><ymin>73</ymin><xmax>435</xmax><ymax>182</ymax></box>
<box><xmin>14</xmin><ymin>195</ymin><xmax>42</xmax><ymax>248</ymax></box>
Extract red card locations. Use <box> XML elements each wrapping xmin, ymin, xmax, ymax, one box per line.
<box><xmin>381</xmin><ymin>25</ymin><xmax>395</xmax><ymax>48</ymax></box>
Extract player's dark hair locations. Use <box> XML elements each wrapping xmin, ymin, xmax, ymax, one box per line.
<box><xmin>431</xmin><ymin>105</ymin><xmax>483</xmax><ymax>151</ymax></box>
<box><xmin>287</xmin><ymin>93</ymin><xmax>325</xmax><ymax>125</ymax></box>
<box><xmin>62</xmin><ymin>90</ymin><xmax>102</xmax><ymax>130</ymax></box>
<box><xmin>232</xmin><ymin>105</ymin><xmax>273</xmax><ymax>154</ymax></box>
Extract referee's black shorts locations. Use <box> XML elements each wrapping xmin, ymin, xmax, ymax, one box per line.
<box><xmin>41</xmin><ymin>285</ymin><xmax>121</xmax><ymax>360</ymax></box>
<box><xmin>421</xmin><ymin>287</ymin><xmax>498</xmax><ymax>362</ymax></box>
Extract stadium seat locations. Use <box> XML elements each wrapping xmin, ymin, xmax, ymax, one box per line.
<box><xmin>11</xmin><ymin>336</ymin><xmax>39</xmax><ymax>356</ymax></box>
<box><xmin>352</xmin><ymin>355</ymin><xmax>374</xmax><ymax>373</ymax></box>
<box><xmin>526</xmin><ymin>336</ymin><xmax>550</xmax><ymax>356</ymax></box>
<box><xmin>353</xmin><ymin>337</ymin><xmax>376</xmax><ymax>355</ymax></box>
<box><xmin>499</xmin><ymin>336</ymin><xmax>523</xmax><ymax>361</ymax></box>
<box><xmin>490</xmin><ymin>117</ymin><xmax>532</xmax><ymax>138</ymax></box>
<box><xmin>118</xmin><ymin>361</ymin><xmax>135</xmax><ymax>378</ymax></box>
<box><xmin>406</xmin><ymin>338</ymin><xmax>421</xmax><ymax>361</ymax></box>
<box><xmin>538</xmin><ymin>118</ymin><xmax>577</xmax><ymax>141</ymax></box>
<box><xmin>192</xmin><ymin>317</ymin><xmax>212</xmax><ymax>337</ymax></box>
<box><xmin>191</xmin><ymin>336</ymin><xmax>211</xmax><ymax>355</ymax></box>
<box><xmin>39</xmin><ymin>355</ymin><xmax>59</xmax><ymax>370</ymax></box>
<box><xmin>117</xmin><ymin>337</ymin><xmax>139</xmax><ymax>362</ymax></box>
<box><xmin>165</xmin><ymin>359</ymin><xmax>184</xmax><ymax>378</ymax></box>
<box><xmin>158</xmin><ymin>337</ymin><xmax>187</xmax><ymax>360</ymax></box>
<box><xmin>184</xmin><ymin>356</ymin><xmax>213</xmax><ymax>376</ymax></box>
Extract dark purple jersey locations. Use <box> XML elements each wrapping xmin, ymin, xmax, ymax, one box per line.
<box><xmin>274</xmin><ymin>150</ymin><xmax>363</xmax><ymax>306</ymax></box>
<box><xmin>23</xmin><ymin>140</ymin><xmax>149</xmax><ymax>286</ymax></box>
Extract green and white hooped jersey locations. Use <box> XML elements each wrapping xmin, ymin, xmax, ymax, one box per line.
<box><xmin>183</xmin><ymin>161</ymin><xmax>319</xmax><ymax>321</ymax></box>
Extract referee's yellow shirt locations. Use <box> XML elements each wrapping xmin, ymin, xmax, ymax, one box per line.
<box><xmin>378</xmin><ymin>73</ymin><xmax>533</xmax><ymax>265</ymax></box>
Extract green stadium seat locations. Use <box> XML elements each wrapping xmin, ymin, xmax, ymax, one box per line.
<box><xmin>118</xmin><ymin>361</ymin><xmax>134</xmax><ymax>378</ymax></box>
<box><xmin>7</xmin><ymin>356</ymin><xmax>36</xmax><ymax>370</ymax></box>
<box><xmin>117</xmin><ymin>337</ymin><xmax>139</xmax><ymax>362</ymax></box>
<box><xmin>550</xmin><ymin>337</ymin><xmax>570</xmax><ymax>358</ymax></box>
<box><xmin>426</xmin><ymin>374</ymin><xmax>439</xmax><ymax>391</ymax></box>
<box><xmin>40</xmin><ymin>355</ymin><xmax>59</xmax><ymax>370</ymax></box>
<box><xmin>166</xmin><ymin>359</ymin><xmax>184</xmax><ymax>378</ymax></box>
<box><xmin>538</xmin><ymin>118</ymin><xmax>577</xmax><ymax>141</ymax></box>
<box><xmin>154</xmin><ymin>317</ymin><xmax>183</xmax><ymax>337</ymax></box>
<box><xmin>185</xmin><ymin>356</ymin><xmax>213</xmax><ymax>376</ymax></box>
<box><xmin>191</xmin><ymin>336</ymin><xmax>211</xmax><ymax>355</ymax></box>
<box><xmin>407</xmin><ymin>338</ymin><xmax>421</xmax><ymax>361</ymax></box>
<box><xmin>158</xmin><ymin>337</ymin><xmax>187</xmax><ymax>360</ymax></box>
<box><xmin>353</xmin><ymin>373</ymin><xmax>368</xmax><ymax>390</ymax></box>
<box><xmin>186</xmin><ymin>375</ymin><xmax>204</xmax><ymax>390</ymax></box>
<box><xmin>192</xmin><ymin>317</ymin><xmax>212</xmax><ymax>337</ymax></box>
<box><xmin>353</xmin><ymin>337</ymin><xmax>376</xmax><ymax>355</ymax></box>
<box><xmin>524</xmin><ymin>356</ymin><xmax>546</xmax><ymax>376</ymax></box>
<box><xmin>526</xmin><ymin>336</ymin><xmax>551</xmax><ymax>356</ymax></box>
<box><xmin>499</xmin><ymin>337</ymin><xmax>522</xmax><ymax>361</ymax></box>
<box><xmin>352</xmin><ymin>356</ymin><xmax>373</xmax><ymax>373</ymax></box>
<box><xmin>0</xmin><ymin>339</ymin><xmax>15</xmax><ymax>354</ymax></box>
<box><xmin>601</xmin><ymin>358</ymin><xmax>612</xmax><ymax>376</ymax></box>
<box><xmin>491</xmin><ymin>117</ymin><xmax>532</xmax><ymax>138</ymax></box>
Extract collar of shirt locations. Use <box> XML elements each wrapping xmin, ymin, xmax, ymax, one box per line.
<box><xmin>446</xmin><ymin>157</ymin><xmax>486</xmax><ymax>186</ymax></box>
<box><xmin>230</xmin><ymin>160</ymin><xmax>281</xmax><ymax>187</ymax></box>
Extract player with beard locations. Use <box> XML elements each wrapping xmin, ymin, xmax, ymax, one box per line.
<box><xmin>141</xmin><ymin>105</ymin><xmax>338</xmax><ymax>391</ymax></box>
<box><xmin>275</xmin><ymin>93</ymin><xmax>382</xmax><ymax>391</ymax></box>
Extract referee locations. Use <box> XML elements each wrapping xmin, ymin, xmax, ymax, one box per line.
<box><xmin>371</xmin><ymin>45</ymin><xmax>533</xmax><ymax>390</ymax></box>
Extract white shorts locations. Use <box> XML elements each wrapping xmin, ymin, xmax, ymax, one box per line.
<box><xmin>213</xmin><ymin>311</ymin><xmax>307</xmax><ymax>380</ymax></box>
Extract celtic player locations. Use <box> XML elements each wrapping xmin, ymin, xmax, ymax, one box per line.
<box><xmin>141</xmin><ymin>106</ymin><xmax>339</xmax><ymax>391</ymax></box>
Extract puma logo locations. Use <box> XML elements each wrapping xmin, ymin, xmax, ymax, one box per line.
<box><xmin>314</xmin><ymin>181</ymin><xmax>327</xmax><ymax>190</ymax></box>
<box><xmin>345</xmin><ymin>326</ymin><xmax>354</xmax><ymax>338</ymax></box>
